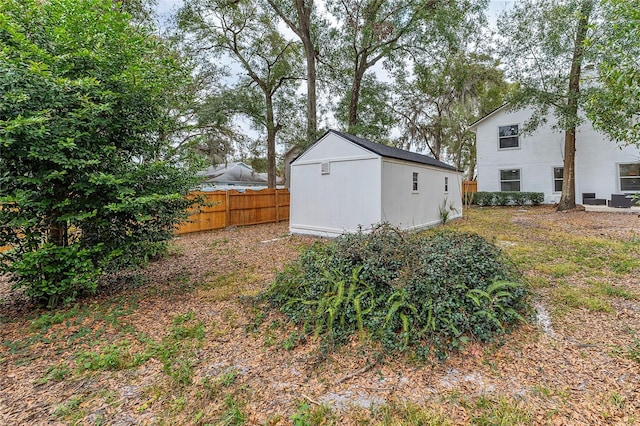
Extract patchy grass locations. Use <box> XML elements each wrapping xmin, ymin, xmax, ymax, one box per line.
<box><xmin>346</xmin><ymin>395</ymin><xmax>534</xmax><ymax>426</ymax></box>
<box><xmin>291</xmin><ymin>402</ymin><xmax>336</xmax><ymax>425</ymax></box>
<box><xmin>76</xmin><ymin>340</ymin><xmax>142</xmax><ymax>372</ymax></box>
<box><xmin>53</xmin><ymin>396</ymin><xmax>85</xmax><ymax>422</ymax></box>
<box><xmin>2</xmin><ymin>212</ymin><xmax>640</xmax><ymax>424</ymax></box>
<box><xmin>198</xmin><ymin>272</ymin><xmax>262</xmax><ymax>302</ymax></box>
<box><xmin>451</xmin><ymin>207</ymin><xmax>640</xmax><ymax>316</ymax></box>
<box><xmin>468</xmin><ymin>395</ymin><xmax>533</xmax><ymax>425</ymax></box>
<box><xmin>364</xmin><ymin>401</ymin><xmax>455</xmax><ymax>425</ymax></box>
<box><xmin>553</xmin><ymin>284</ymin><xmax>613</xmax><ymax>314</ymax></box>
<box><xmin>217</xmin><ymin>395</ymin><xmax>247</xmax><ymax>426</ymax></box>
<box><xmin>590</xmin><ymin>280</ymin><xmax>639</xmax><ymax>301</ymax></box>
<box><xmin>37</xmin><ymin>363</ymin><xmax>71</xmax><ymax>384</ymax></box>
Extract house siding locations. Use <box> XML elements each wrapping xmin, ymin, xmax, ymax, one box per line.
<box><xmin>475</xmin><ymin>106</ymin><xmax>640</xmax><ymax>203</ymax></box>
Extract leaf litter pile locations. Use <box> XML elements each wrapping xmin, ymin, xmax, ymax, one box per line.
<box><xmin>1</xmin><ymin>206</ymin><xmax>639</xmax><ymax>425</ymax></box>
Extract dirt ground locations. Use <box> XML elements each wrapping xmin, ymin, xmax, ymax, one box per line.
<box><xmin>1</xmin><ymin>206</ymin><xmax>639</xmax><ymax>425</ymax></box>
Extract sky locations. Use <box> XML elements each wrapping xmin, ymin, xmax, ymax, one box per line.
<box><xmin>156</xmin><ymin>1</ymin><xmax>516</xmax><ymax>27</ymax></box>
<box><xmin>156</xmin><ymin>0</ymin><xmax>183</xmax><ymax>26</ymax></box>
<box><xmin>153</xmin><ymin>0</ymin><xmax>516</xmax><ymax>150</ymax></box>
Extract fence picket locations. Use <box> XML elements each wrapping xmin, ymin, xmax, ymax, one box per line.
<box><xmin>175</xmin><ymin>188</ymin><xmax>290</xmax><ymax>235</ymax></box>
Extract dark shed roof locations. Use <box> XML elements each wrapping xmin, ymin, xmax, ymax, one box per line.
<box><xmin>328</xmin><ymin>130</ymin><xmax>459</xmax><ymax>172</ymax></box>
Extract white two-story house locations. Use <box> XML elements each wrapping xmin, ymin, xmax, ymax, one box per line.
<box><xmin>469</xmin><ymin>105</ymin><xmax>640</xmax><ymax>204</ymax></box>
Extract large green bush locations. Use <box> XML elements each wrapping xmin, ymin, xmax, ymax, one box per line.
<box><xmin>0</xmin><ymin>0</ymin><xmax>200</xmax><ymax>307</ymax></box>
<box><xmin>266</xmin><ymin>225</ymin><xmax>529</xmax><ymax>358</ymax></box>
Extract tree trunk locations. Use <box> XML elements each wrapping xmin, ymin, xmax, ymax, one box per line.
<box><xmin>48</xmin><ymin>219</ymin><xmax>67</xmax><ymax>247</ymax></box>
<box><xmin>348</xmin><ymin>54</ymin><xmax>368</xmax><ymax>131</ymax></box>
<box><xmin>557</xmin><ymin>0</ymin><xmax>593</xmax><ymax>211</ymax></box>
<box><xmin>558</xmin><ymin>129</ymin><xmax>577</xmax><ymax>210</ymax></box>
<box><xmin>304</xmin><ymin>38</ymin><xmax>317</xmax><ymax>144</ymax></box>
<box><xmin>433</xmin><ymin>105</ymin><xmax>444</xmax><ymax>160</ymax></box>
<box><xmin>267</xmin><ymin>0</ymin><xmax>317</xmax><ymax>144</ymax></box>
<box><xmin>297</xmin><ymin>0</ymin><xmax>317</xmax><ymax>144</ymax></box>
<box><xmin>265</xmin><ymin>94</ymin><xmax>277</xmax><ymax>188</ymax></box>
<box><xmin>467</xmin><ymin>140</ymin><xmax>476</xmax><ymax>181</ymax></box>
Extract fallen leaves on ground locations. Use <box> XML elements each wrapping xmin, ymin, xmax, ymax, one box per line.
<box><xmin>0</xmin><ymin>207</ymin><xmax>639</xmax><ymax>425</ymax></box>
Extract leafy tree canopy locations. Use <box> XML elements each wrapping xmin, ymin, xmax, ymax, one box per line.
<box><xmin>0</xmin><ymin>0</ymin><xmax>200</xmax><ymax>307</ymax></box>
<box><xmin>498</xmin><ymin>0</ymin><xmax>596</xmax><ymax>211</ymax></box>
<box><xmin>585</xmin><ymin>0</ymin><xmax>640</xmax><ymax>146</ymax></box>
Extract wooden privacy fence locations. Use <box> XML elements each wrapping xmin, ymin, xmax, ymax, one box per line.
<box><xmin>176</xmin><ymin>188</ymin><xmax>290</xmax><ymax>235</ymax></box>
<box><xmin>462</xmin><ymin>180</ymin><xmax>477</xmax><ymax>198</ymax></box>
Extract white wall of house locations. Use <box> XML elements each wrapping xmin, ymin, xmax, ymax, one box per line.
<box><xmin>381</xmin><ymin>159</ymin><xmax>463</xmax><ymax>229</ymax></box>
<box><xmin>475</xmin><ymin>106</ymin><xmax>640</xmax><ymax>203</ymax></box>
<box><xmin>289</xmin><ymin>133</ymin><xmax>382</xmax><ymax>237</ymax></box>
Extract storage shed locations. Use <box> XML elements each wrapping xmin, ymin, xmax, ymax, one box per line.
<box><xmin>290</xmin><ymin>130</ymin><xmax>463</xmax><ymax>237</ymax></box>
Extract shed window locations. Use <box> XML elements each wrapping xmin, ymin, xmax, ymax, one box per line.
<box><xmin>619</xmin><ymin>163</ymin><xmax>640</xmax><ymax>191</ymax></box>
<box><xmin>412</xmin><ymin>172</ymin><xmax>418</xmax><ymax>191</ymax></box>
<box><xmin>498</xmin><ymin>125</ymin><xmax>519</xmax><ymax>149</ymax></box>
<box><xmin>553</xmin><ymin>167</ymin><xmax>563</xmax><ymax>192</ymax></box>
<box><xmin>444</xmin><ymin>176</ymin><xmax>449</xmax><ymax>192</ymax></box>
<box><xmin>500</xmin><ymin>169</ymin><xmax>521</xmax><ymax>191</ymax></box>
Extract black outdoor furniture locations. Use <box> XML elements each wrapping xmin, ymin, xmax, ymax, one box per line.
<box><xmin>582</xmin><ymin>193</ymin><xmax>606</xmax><ymax>205</ymax></box>
<box><xmin>608</xmin><ymin>194</ymin><xmax>636</xmax><ymax>208</ymax></box>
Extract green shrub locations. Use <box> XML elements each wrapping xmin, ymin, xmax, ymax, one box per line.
<box><xmin>494</xmin><ymin>192</ymin><xmax>510</xmax><ymax>206</ymax></box>
<box><xmin>474</xmin><ymin>192</ymin><xmax>495</xmax><ymax>206</ymax></box>
<box><xmin>472</xmin><ymin>192</ymin><xmax>544</xmax><ymax>206</ymax></box>
<box><xmin>266</xmin><ymin>225</ymin><xmax>529</xmax><ymax>358</ymax></box>
<box><xmin>0</xmin><ymin>0</ymin><xmax>201</xmax><ymax>308</ymax></box>
<box><xmin>5</xmin><ymin>244</ymin><xmax>101</xmax><ymax>308</ymax></box>
<box><xmin>529</xmin><ymin>192</ymin><xmax>544</xmax><ymax>205</ymax></box>
<box><xmin>510</xmin><ymin>192</ymin><xmax>526</xmax><ymax>206</ymax></box>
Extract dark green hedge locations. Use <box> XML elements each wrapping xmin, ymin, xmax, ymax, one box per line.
<box><xmin>265</xmin><ymin>225</ymin><xmax>529</xmax><ymax>359</ymax></box>
<box><xmin>473</xmin><ymin>191</ymin><xmax>544</xmax><ymax>206</ymax></box>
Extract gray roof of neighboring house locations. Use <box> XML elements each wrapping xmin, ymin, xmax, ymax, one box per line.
<box><xmin>328</xmin><ymin>130</ymin><xmax>460</xmax><ymax>172</ymax></box>
<box><xmin>198</xmin><ymin>162</ymin><xmax>282</xmax><ymax>184</ymax></box>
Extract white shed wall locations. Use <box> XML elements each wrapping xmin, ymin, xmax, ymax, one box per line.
<box><xmin>475</xmin><ymin>106</ymin><xmax>640</xmax><ymax>203</ymax></box>
<box><xmin>290</xmin><ymin>134</ymin><xmax>382</xmax><ymax>237</ymax></box>
<box><xmin>294</xmin><ymin>132</ymin><xmax>375</xmax><ymax>164</ymax></box>
<box><xmin>381</xmin><ymin>159</ymin><xmax>463</xmax><ymax>229</ymax></box>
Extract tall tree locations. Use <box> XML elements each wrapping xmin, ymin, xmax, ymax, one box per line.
<box><xmin>266</xmin><ymin>0</ymin><xmax>321</xmax><ymax>144</ymax></box>
<box><xmin>182</xmin><ymin>90</ymin><xmax>246</xmax><ymax>165</ymax></box>
<box><xmin>177</xmin><ymin>0</ymin><xmax>302</xmax><ymax>187</ymax></box>
<box><xmin>585</xmin><ymin>0</ymin><xmax>640</xmax><ymax>146</ymax></box>
<box><xmin>117</xmin><ymin>0</ymin><xmax>158</xmax><ymax>25</ymax></box>
<box><xmin>0</xmin><ymin>0</ymin><xmax>199</xmax><ymax>307</ymax></box>
<box><xmin>326</xmin><ymin>0</ymin><xmax>431</xmax><ymax>131</ymax></box>
<box><xmin>336</xmin><ymin>75</ymin><xmax>396</xmax><ymax>141</ymax></box>
<box><xmin>498</xmin><ymin>0</ymin><xmax>596</xmax><ymax>211</ymax></box>
<box><xmin>169</xmin><ymin>62</ymin><xmax>246</xmax><ymax>166</ymax></box>
<box><xmin>325</xmin><ymin>0</ymin><xmax>487</xmax><ymax>135</ymax></box>
<box><xmin>395</xmin><ymin>46</ymin><xmax>508</xmax><ymax>176</ymax></box>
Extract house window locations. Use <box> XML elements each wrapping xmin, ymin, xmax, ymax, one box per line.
<box><xmin>412</xmin><ymin>172</ymin><xmax>418</xmax><ymax>191</ymax></box>
<box><xmin>498</xmin><ymin>125</ymin><xmax>519</xmax><ymax>149</ymax></box>
<box><xmin>444</xmin><ymin>176</ymin><xmax>449</xmax><ymax>192</ymax></box>
<box><xmin>500</xmin><ymin>169</ymin><xmax>521</xmax><ymax>191</ymax></box>
<box><xmin>619</xmin><ymin>163</ymin><xmax>640</xmax><ymax>191</ymax></box>
<box><xmin>553</xmin><ymin>167</ymin><xmax>563</xmax><ymax>192</ymax></box>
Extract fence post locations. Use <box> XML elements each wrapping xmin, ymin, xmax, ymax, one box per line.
<box><xmin>225</xmin><ymin>191</ymin><xmax>230</xmax><ymax>227</ymax></box>
<box><xmin>275</xmin><ymin>189</ymin><xmax>279</xmax><ymax>222</ymax></box>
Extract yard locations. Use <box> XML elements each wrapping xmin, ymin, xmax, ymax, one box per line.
<box><xmin>1</xmin><ymin>206</ymin><xmax>639</xmax><ymax>425</ymax></box>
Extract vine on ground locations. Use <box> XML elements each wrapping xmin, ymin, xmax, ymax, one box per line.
<box><xmin>266</xmin><ymin>225</ymin><xmax>530</xmax><ymax>358</ymax></box>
